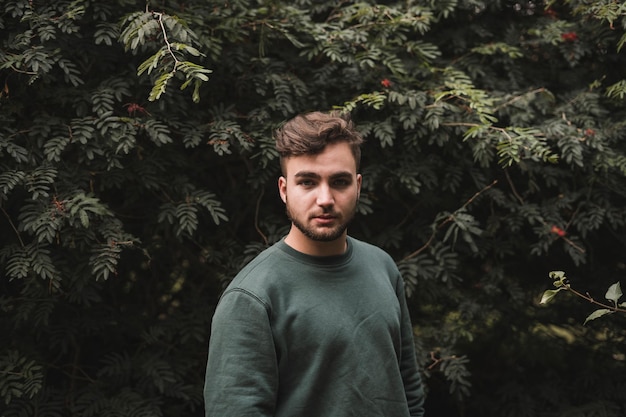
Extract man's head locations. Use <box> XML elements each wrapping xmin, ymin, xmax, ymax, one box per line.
<box><xmin>275</xmin><ymin>111</ymin><xmax>364</xmax><ymax>255</ymax></box>
<box><xmin>274</xmin><ymin>111</ymin><xmax>364</xmax><ymax>176</ymax></box>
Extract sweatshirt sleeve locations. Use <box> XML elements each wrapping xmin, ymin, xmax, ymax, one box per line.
<box><xmin>396</xmin><ymin>275</ymin><xmax>426</xmax><ymax>417</ymax></box>
<box><xmin>204</xmin><ymin>288</ymin><xmax>278</xmax><ymax>417</ymax></box>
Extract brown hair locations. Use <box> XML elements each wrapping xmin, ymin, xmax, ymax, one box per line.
<box><xmin>274</xmin><ymin>110</ymin><xmax>364</xmax><ymax>173</ymax></box>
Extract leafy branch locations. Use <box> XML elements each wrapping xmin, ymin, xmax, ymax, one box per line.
<box><xmin>425</xmin><ymin>350</ymin><xmax>472</xmax><ymax>401</ymax></box>
<box><xmin>402</xmin><ymin>180</ymin><xmax>498</xmax><ymax>261</ymax></box>
<box><xmin>540</xmin><ymin>271</ymin><xmax>626</xmax><ymax>324</ymax></box>
<box><xmin>120</xmin><ymin>10</ymin><xmax>212</xmax><ymax>102</ymax></box>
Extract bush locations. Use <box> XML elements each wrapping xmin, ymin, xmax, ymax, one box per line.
<box><xmin>1</xmin><ymin>1</ymin><xmax>625</xmax><ymax>416</ymax></box>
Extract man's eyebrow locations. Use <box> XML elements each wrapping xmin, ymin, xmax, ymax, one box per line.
<box><xmin>329</xmin><ymin>171</ymin><xmax>353</xmax><ymax>179</ymax></box>
<box><xmin>294</xmin><ymin>171</ymin><xmax>321</xmax><ymax>179</ymax></box>
<box><xmin>293</xmin><ymin>171</ymin><xmax>353</xmax><ymax>179</ymax></box>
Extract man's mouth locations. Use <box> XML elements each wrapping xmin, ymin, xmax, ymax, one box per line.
<box><xmin>313</xmin><ymin>214</ymin><xmax>337</xmax><ymax>224</ymax></box>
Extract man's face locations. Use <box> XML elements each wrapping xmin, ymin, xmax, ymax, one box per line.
<box><xmin>279</xmin><ymin>142</ymin><xmax>362</xmax><ymax>244</ymax></box>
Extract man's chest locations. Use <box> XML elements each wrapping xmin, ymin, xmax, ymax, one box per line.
<box><xmin>269</xmin><ymin>275</ymin><xmax>402</xmax><ymax>364</ymax></box>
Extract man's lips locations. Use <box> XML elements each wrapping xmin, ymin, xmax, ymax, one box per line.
<box><xmin>312</xmin><ymin>214</ymin><xmax>337</xmax><ymax>224</ymax></box>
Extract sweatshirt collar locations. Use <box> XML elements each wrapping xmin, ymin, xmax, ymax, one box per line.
<box><xmin>277</xmin><ymin>236</ymin><xmax>354</xmax><ymax>267</ymax></box>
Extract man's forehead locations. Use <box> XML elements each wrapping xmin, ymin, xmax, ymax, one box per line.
<box><xmin>283</xmin><ymin>158</ymin><xmax>357</xmax><ymax>178</ymax></box>
<box><xmin>282</xmin><ymin>142</ymin><xmax>357</xmax><ymax>175</ymax></box>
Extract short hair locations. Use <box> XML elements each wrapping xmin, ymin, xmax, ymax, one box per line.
<box><xmin>274</xmin><ymin>110</ymin><xmax>364</xmax><ymax>174</ymax></box>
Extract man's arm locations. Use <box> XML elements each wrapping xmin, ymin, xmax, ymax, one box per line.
<box><xmin>204</xmin><ymin>289</ymin><xmax>278</xmax><ymax>417</ymax></box>
<box><xmin>396</xmin><ymin>276</ymin><xmax>426</xmax><ymax>417</ymax></box>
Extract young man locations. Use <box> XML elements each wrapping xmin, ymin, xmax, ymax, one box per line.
<box><xmin>204</xmin><ymin>111</ymin><xmax>425</xmax><ymax>416</ymax></box>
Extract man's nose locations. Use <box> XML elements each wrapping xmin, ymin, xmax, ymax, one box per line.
<box><xmin>316</xmin><ymin>184</ymin><xmax>334</xmax><ymax>206</ymax></box>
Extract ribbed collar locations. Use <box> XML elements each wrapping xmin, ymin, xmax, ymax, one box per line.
<box><xmin>276</xmin><ymin>236</ymin><xmax>354</xmax><ymax>267</ymax></box>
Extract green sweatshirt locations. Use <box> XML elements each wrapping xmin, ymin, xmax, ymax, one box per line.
<box><xmin>204</xmin><ymin>237</ymin><xmax>425</xmax><ymax>416</ymax></box>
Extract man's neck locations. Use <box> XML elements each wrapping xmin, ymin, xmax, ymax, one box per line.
<box><xmin>284</xmin><ymin>227</ymin><xmax>347</xmax><ymax>257</ymax></box>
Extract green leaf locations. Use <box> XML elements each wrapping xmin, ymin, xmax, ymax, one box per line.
<box><xmin>605</xmin><ymin>282</ymin><xmax>622</xmax><ymax>304</ymax></box>
<box><xmin>549</xmin><ymin>270</ymin><xmax>566</xmax><ymax>280</ymax></box>
<box><xmin>0</xmin><ymin>351</ymin><xmax>44</xmax><ymax>404</ymax></box>
<box><xmin>90</xmin><ymin>243</ymin><xmax>122</xmax><ymax>281</ymax></box>
<box><xmin>148</xmin><ymin>71</ymin><xmax>175</xmax><ymax>101</ymax></box>
<box><xmin>137</xmin><ymin>49</ymin><xmax>168</xmax><ymax>76</ymax></box>
<box><xmin>540</xmin><ymin>288</ymin><xmax>563</xmax><ymax>304</ymax></box>
<box><xmin>583</xmin><ymin>309</ymin><xmax>613</xmax><ymax>325</ymax></box>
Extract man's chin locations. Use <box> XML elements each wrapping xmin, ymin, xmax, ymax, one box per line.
<box><xmin>304</xmin><ymin>226</ymin><xmax>347</xmax><ymax>242</ymax></box>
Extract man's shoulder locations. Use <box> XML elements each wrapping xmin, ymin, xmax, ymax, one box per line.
<box><xmin>349</xmin><ymin>236</ymin><xmax>396</xmax><ymax>263</ymax></box>
<box><xmin>226</xmin><ymin>240</ymin><xmax>290</xmax><ymax>290</ymax></box>
<box><xmin>349</xmin><ymin>236</ymin><xmax>402</xmax><ymax>286</ymax></box>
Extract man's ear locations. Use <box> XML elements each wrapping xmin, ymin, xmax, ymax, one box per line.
<box><xmin>356</xmin><ymin>173</ymin><xmax>362</xmax><ymax>199</ymax></box>
<box><xmin>278</xmin><ymin>176</ymin><xmax>287</xmax><ymax>203</ymax></box>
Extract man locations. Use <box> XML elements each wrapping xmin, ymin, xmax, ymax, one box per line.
<box><xmin>204</xmin><ymin>111</ymin><xmax>425</xmax><ymax>416</ymax></box>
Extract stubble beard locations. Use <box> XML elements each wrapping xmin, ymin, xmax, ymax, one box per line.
<box><xmin>285</xmin><ymin>200</ymin><xmax>357</xmax><ymax>242</ymax></box>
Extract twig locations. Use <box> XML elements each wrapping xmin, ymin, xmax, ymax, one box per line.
<box><xmin>7</xmin><ymin>64</ymin><xmax>37</xmax><ymax>76</ymax></box>
<box><xmin>427</xmin><ymin>350</ymin><xmax>458</xmax><ymax>370</ymax></box>
<box><xmin>494</xmin><ymin>88</ymin><xmax>546</xmax><ymax>112</ymax></box>
<box><xmin>563</xmin><ymin>284</ymin><xmax>626</xmax><ymax>313</ymax></box>
<box><xmin>254</xmin><ymin>188</ymin><xmax>268</xmax><ymax>245</ymax></box>
<box><xmin>402</xmin><ymin>180</ymin><xmax>498</xmax><ymax>261</ymax></box>
<box><xmin>1</xmin><ymin>205</ymin><xmax>25</xmax><ymax>247</ymax></box>
<box><xmin>153</xmin><ymin>12</ymin><xmax>180</xmax><ymax>69</ymax></box>
<box><xmin>560</xmin><ymin>235</ymin><xmax>586</xmax><ymax>254</ymax></box>
<box><xmin>504</xmin><ymin>168</ymin><xmax>524</xmax><ymax>205</ymax></box>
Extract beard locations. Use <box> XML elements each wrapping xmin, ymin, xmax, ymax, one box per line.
<box><xmin>285</xmin><ymin>200</ymin><xmax>357</xmax><ymax>242</ymax></box>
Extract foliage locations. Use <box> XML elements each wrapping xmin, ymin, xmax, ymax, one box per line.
<box><xmin>1</xmin><ymin>1</ymin><xmax>626</xmax><ymax>416</ymax></box>
<box><xmin>541</xmin><ymin>270</ymin><xmax>626</xmax><ymax>324</ymax></box>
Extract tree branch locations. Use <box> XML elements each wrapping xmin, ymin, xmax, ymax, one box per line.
<box><xmin>402</xmin><ymin>180</ymin><xmax>497</xmax><ymax>261</ymax></box>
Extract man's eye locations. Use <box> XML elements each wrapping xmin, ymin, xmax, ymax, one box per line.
<box><xmin>299</xmin><ymin>180</ymin><xmax>315</xmax><ymax>187</ymax></box>
<box><xmin>333</xmin><ymin>179</ymin><xmax>350</xmax><ymax>187</ymax></box>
